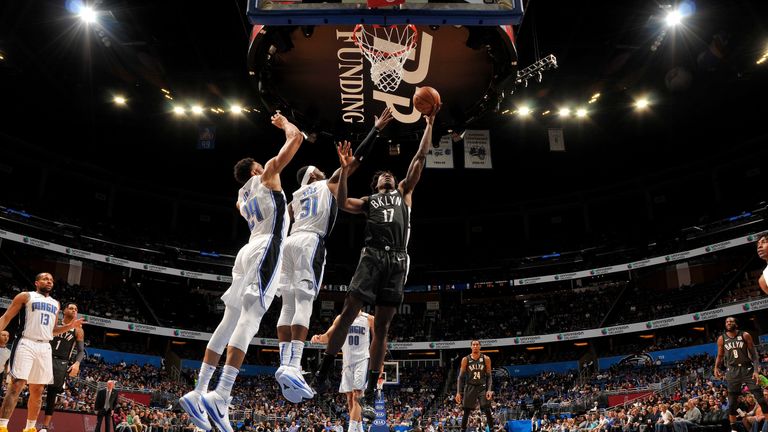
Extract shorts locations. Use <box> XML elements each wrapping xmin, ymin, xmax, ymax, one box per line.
<box><xmin>726</xmin><ymin>366</ymin><xmax>760</xmax><ymax>393</ymax></box>
<box><xmin>339</xmin><ymin>358</ymin><xmax>370</xmax><ymax>394</ymax></box>
<box><xmin>51</xmin><ymin>358</ymin><xmax>69</xmax><ymax>388</ymax></box>
<box><xmin>348</xmin><ymin>247</ymin><xmax>409</xmax><ymax>306</ymax></box>
<box><xmin>276</xmin><ymin>231</ymin><xmax>326</xmax><ymax>299</ymax></box>
<box><xmin>221</xmin><ymin>233</ymin><xmax>284</xmax><ymax>310</ymax></box>
<box><xmin>463</xmin><ymin>384</ymin><xmax>491</xmax><ymax>410</ymax></box>
<box><xmin>10</xmin><ymin>338</ymin><xmax>53</xmax><ymax>385</ymax></box>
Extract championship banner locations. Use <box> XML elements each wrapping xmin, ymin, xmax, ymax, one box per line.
<box><xmin>426</xmin><ymin>135</ymin><xmax>454</xmax><ymax>168</ymax></box>
<box><xmin>463</xmin><ymin>130</ymin><xmax>492</xmax><ymax>169</ymax></box>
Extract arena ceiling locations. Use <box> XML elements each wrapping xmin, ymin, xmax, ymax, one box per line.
<box><xmin>0</xmin><ymin>0</ymin><xmax>767</xmax><ymax>259</ymax></box>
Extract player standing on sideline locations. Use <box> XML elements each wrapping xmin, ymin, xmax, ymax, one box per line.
<box><xmin>39</xmin><ymin>303</ymin><xmax>85</xmax><ymax>432</ymax></box>
<box><xmin>311</xmin><ymin>311</ymin><xmax>375</xmax><ymax>432</ymax></box>
<box><xmin>179</xmin><ymin>113</ymin><xmax>303</xmax><ymax>432</ymax></box>
<box><xmin>714</xmin><ymin>317</ymin><xmax>768</xmax><ymax>432</ymax></box>
<box><xmin>311</xmin><ymin>104</ymin><xmax>439</xmax><ymax>420</ymax></box>
<box><xmin>0</xmin><ymin>273</ymin><xmax>84</xmax><ymax>432</ymax></box>
<box><xmin>456</xmin><ymin>340</ymin><xmax>494</xmax><ymax>432</ymax></box>
<box><xmin>756</xmin><ymin>234</ymin><xmax>768</xmax><ymax>294</ymax></box>
<box><xmin>275</xmin><ymin>108</ymin><xmax>393</xmax><ymax>403</ymax></box>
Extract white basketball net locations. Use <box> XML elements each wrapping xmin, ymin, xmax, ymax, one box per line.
<box><xmin>354</xmin><ymin>24</ymin><xmax>418</xmax><ymax>92</ymax></box>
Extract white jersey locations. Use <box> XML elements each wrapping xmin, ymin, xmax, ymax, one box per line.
<box><xmin>238</xmin><ymin>175</ymin><xmax>289</xmax><ymax>241</ymax></box>
<box><xmin>21</xmin><ymin>291</ymin><xmax>59</xmax><ymax>341</ymax></box>
<box><xmin>290</xmin><ymin>180</ymin><xmax>337</xmax><ymax>238</ymax></box>
<box><xmin>342</xmin><ymin>313</ymin><xmax>371</xmax><ymax>365</ymax></box>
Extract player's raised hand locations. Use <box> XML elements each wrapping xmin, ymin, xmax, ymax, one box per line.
<box><xmin>71</xmin><ymin>317</ymin><xmax>85</xmax><ymax>329</ymax></box>
<box><xmin>424</xmin><ymin>103</ymin><xmax>441</xmax><ymax>126</ymax></box>
<box><xmin>374</xmin><ymin>107</ymin><xmax>394</xmax><ymax>130</ymax></box>
<box><xmin>336</xmin><ymin>141</ymin><xmax>353</xmax><ymax>168</ymax></box>
<box><xmin>271</xmin><ymin>112</ymin><xmax>290</xmax><ymax>129</ymax></box>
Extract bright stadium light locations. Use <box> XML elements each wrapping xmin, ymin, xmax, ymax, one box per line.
<box><xmin>665</xmin><ymin>9</ymin><xmax>683</xmax><ymax>27</ymax></box>
<box><xmin>518</xmin><ymin>106</ymin><xmax>531</xmax><ymax>116</ymax></box>
<box><xmin>575</xmin><ymin>108</ymin><xmax>588</xmax><ymax>118</ymax></box>
<box><xmin>230</xmin><ymin>104</ymin><xmax>243</xmax><ymax>114</ymax></box>
<box><xmin>79</xmin><ymin>6</ymin><xmax>97</xmax><ymax>24</ymax></box>
<box><xmin>558</xmin><ymin>108</ymin><xmax>571</xmax><ymax>118</ymax></box>
<box><xmin>191</xmin><ymin>105</ymin><xmax>204</xmax><ymax>115</ymax></box>
<box><xmin>173</xmin><ymin>106</ymin><xmax>185</xmax><ymax>115</ymax></box>
<box><xmin>635</xmin><ymin>98</ymin><xmax>651</xmax><ymax>110</ymax></box>
<box><xmin>113</xmin><ymin>96</ymin><xmax>126</xmax><ymax>105</ymax></box>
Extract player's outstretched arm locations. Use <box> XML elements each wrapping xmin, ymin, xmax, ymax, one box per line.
<box><xmin>0</xmin><ymin>292</ymin><xmax>29</xmax><ymax>332</ymax></box>
<box><xmin>335</xmin><ymin>142</ymin><xmax>367</xmax><ymax>214</ymax></box>
<box><xmin>311</xmin><ymin>315</ymin><xmax>342</xmax><ymax>344</ymax></box>
<box><xmin>400</xmin><ymin>104</ymin><xmax>439</xmax><ymax>205</ymax></box>
<box><xmin>262</xmin><ymin>113</ymin><xmax>304</xmax><ymax>190</ymax></box>
<box><xmin>328</xmin><ymin>141</ymin><xmax>355</xmax><ymax>197</ymax></box>
<box><xmin>328</xmin><ymin>107</ymin><xmax>394</xmax><ymax>186</ymax></box>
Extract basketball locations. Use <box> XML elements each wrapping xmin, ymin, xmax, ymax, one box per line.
<box><xmin>413</xmin><ymin>86</ymin><xmax>441</xmax><ymax>116</ymax></box>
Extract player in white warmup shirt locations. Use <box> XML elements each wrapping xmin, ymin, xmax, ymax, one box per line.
<box><xmin>179</xmin><ymin>113</ymin><xmax>304</xmax><ymax>432</ymax></box>
<box><xmin>274</xmin><ymin>108</ymin><xmax>393</xmax><ymax>403</ymax></box>
<box><xmin>312</xmin><ymin>312</ymin><xmax>375</xmax><ymax>432</ymax></box>
<box><xmin>0</xmin><ymin>272</ymin><xmax>83</xmax><ymax>432</ymax></box>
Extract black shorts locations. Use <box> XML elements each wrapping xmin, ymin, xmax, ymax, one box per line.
<box><xmin>726</xmin><ymin>366</ymin><xmax>759</xmax><ymax>393</ymax></box>
<box><xmin>463</xmin><ymin>384</ymin><xmax>490</xmax><ymax>410</ymax></box>
<box><xmin>348</xmin><ymin>247</ymin><xmax>408</xmax><ymax>306</ymax></box>
<box><xmin>51</xmin><ymin>358</ymin><xmax>69</xmax><ymax>389</ymax></box>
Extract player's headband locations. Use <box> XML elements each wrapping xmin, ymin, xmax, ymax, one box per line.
<box><xmin>301</xmin><ymin>165</ymin><xmax>316</xmax><ymax>186</ymax></box>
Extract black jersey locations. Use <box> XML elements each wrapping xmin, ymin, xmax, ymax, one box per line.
<box><xmin>364</xmin><ymin>189</ymin><xmax>410</xmax><ymax>250</ymax></box>
<box><xmin>51</xmin><ymin>327</ymin><xmax>77</xmax><ymax>360</ymax></box>
<box><xmin>466</xmin><ymin>354</ymin><xmax>488</xmax><ymax>386</ymax></box>
<box><xmin>723</xmin><ymin>330</ymin><xmax>751</xmax><ymax>368</ymax></box>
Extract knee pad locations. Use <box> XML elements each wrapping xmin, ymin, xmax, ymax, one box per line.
<box><xmin>291</xmin><ymin>283</ymin><xmax>315</xmax><ymax>328</ymax></box>
<box><xmin>207</xmin><ymin>306</ymin><xmax>241</xmax><ymax>354</ymax></box>
<box><xmin>229</xmin><ymin>302</ymin><xmax>266</xmax><ymax>352</ymax></box>
<box><xmin>728</xmin><ymin>392</ymin><xmax>740</xmax><ymax>416</ymax></box>
<box><xmin>277</xmin><ymin>288</ymin><xmax>296</xmax><ymax>327</ymax></box>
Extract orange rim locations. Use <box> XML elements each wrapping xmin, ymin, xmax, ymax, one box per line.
<box><xmin>352</xmin><ymin>24</ymin><xmax>418</xmax><ymax>58</ymax></box>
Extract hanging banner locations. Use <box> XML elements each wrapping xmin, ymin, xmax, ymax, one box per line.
<box><xmin>548</xmin><ymin>128</ymin><xmax>565</xmax><ymax>152</ymax></box>
<box><xmin>426</xmin><ymin>135</ymin><xmax>454</xmax><ymax>168</ymax></box>
<box><xmin>463</xmin><ymin>130</ymin><xmax>492</xmax><ymax>169</ymax></box>
<box><xmin>197</xmin><ymin>126</ymin><xmax>216</xmax><ymax>150</ymax></box>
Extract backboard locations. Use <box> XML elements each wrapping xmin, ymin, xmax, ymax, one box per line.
<box><xmin>247</xmin><ymin>0</ymin><xmax>524</xmax><ymax>26</ymax></box>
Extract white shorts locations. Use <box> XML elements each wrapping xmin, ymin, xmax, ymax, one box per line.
<box><xmin>339</xmin><ymin>358</ymin><xmax>369</xmax><ymax>394</ymax></box>
<box><xmin>10</xmin><ymin>338</ymin><xmax>53</xmax><ymax>385</ymax></box>
<box><xmin>221</xmin><ymin>234</ymin><xmax>284</xmax><ymax>310</ymax></box>
<box><xmin>277</xmin><ymin>232</ymin><xmax>326</xmax><ymax>299</ymax></box>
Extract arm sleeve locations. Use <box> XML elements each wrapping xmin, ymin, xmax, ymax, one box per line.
<box><xmin>486</xmin><ymin>370</ymin><xmax>492</xmax><ymax>388</ymax></box>
<box><xmin>352</xmin><ymin>126</ymin><xmax>381</xmax><ymax>163</ymax></box>
<box><xmin>457</xmin><ymin>370</ymin><xmax>465</xmax><ymax>394</ymax></box>
<box><xmin>74</xmin><ymin>339</ymin><xmax>85</xmax><ymax>363</ymax></box>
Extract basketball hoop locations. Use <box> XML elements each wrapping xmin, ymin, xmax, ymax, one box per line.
<box><xmin>353</xmin><ymin>24</ymin><xmax>418</xmax><ymax>92</ymax></box>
